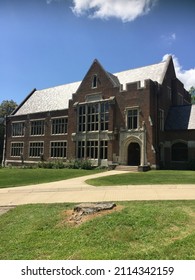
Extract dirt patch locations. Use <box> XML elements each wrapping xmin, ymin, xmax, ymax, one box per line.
<box><xmin>0</xmin><ymin>206</ymin><xmax>15</xmax><ymax>216</ymax></box>
<box><xmin>59</xmin><ymin>203</ymin><xmax>124</xmax><ymax>227</ymax></box>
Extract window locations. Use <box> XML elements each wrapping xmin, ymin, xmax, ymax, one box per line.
<box><xmin>159</xmin><ymin>109</ymin><xmax>164</xmax><ymax>131</ymax></box>
<box><xmin>29</xmin><ymin>142</ymin><xmax>44</xmax><ymax>157</ymax></box>
<box><xmin>11</xmin><ymin>142</ymin><xmax>24</xmax><ymax>157</ymax></box>
<box><xmin>92</xmin><ymin>74</ymin><xmax>97</xmax><ymax>88</ymax></box>
<box><xmin>30</xmin><ymin>120</ymin><xmax>45</xmax><ymax>136</ymax></box>
<box><xmin>172</xmin><ymin>142</ymin><xmax>188</xmax><ymax>161</ymax></box>
<box><xmin>87</xmin><ymin>103</ymin><xmax>99</xmax><ymax>131</ymax></box>
<box><xmin>12</xmin><ymin>122</ymin><xmax>24</xmax><ymax>137</ymax></box>
<box><xmin>87</xmin><ymin>141</ymin><xmax>98</xmax><ymax>159</ymax></box>
<box><xmin>78</xmin><ymin>106</ymin><xmax>86</xmax><ymax>132</ymax></box>
<box><xmin>100</xmin><ymin>141</ymin><xmax>108</xmax><ymax>159</ymax></box>
<box><xmin>77</xmin><ymin>140</ymin><xmax>108</xmax><ymax>160</ymax></box>
<box><xmin>78</xmin><ymin>141</ymin><xmax>85</xmax><ymax>159</ymax></box>
<box><xmin>50</xmin><ymin>141</ymin><xmax>67</xmax><ymax>158</ymax></box>
<box><xmin>127</xmin><ymin>109</ymin><xmax>138</xmax><ymax>130</ymax></box>
<box><xmin>100</xmin><ymin>102</ymin><xmax>109</xmax><ymax>131</ymax></box>
<box><xmin>51</xmin><ymin>118</ymin><xmax>68</xmax><ymax>135</ymax></box>
<box><xmin>78</xmin><ymin>101</ymin><xmax>109</xmax><ymax>132</ymax></box>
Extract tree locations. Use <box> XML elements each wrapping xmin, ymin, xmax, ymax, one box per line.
<box><xmin>189</xmin><ymin>87</ymin><xmax>195</xmax><ymax>104</ymax></box>
<box><xmin>0</xmin><ymin>100</ymin><xmax>18</xmax><ymax>117</ymax></box>
<box><xmin>0</xmin><ymin>100</ymin><xmax>18</xmax><ymax>165</ymax></box>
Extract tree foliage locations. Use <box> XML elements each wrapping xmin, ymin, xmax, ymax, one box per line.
<box><xmin>0</xmin><ymin>100</ymin><xmax>18</xmax><ymax>117</ymax></box>
<box><xmin>189</xmin><ymin>87</ymin><xmax>195</xmax><ymax>104</ymax></box>
<box><xmin>0</xmin><ymin>100</ymin><xmax>18</xmax><ymax>163</ymax></box>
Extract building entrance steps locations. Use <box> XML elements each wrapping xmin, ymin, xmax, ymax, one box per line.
<box><xmin>115</xmin><ymin>165</ymin><xmax>138</xmax><ymax>172</ymax></box>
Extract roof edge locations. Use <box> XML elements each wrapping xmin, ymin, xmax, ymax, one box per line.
<box><xmin>159</xmin><ymin>55</ymin><xmax>173</xmax><ymax>84</ymax></box>
<box><xmin>11</xmin><ymin>88</ymin><xmax>36</xmax><ymax>116</ymax></box>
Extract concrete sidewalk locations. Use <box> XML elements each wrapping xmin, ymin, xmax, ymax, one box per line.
<box><xmin>0</xmin><ymin>170</ymin><xmax>195</xmax><ymax>206</ymax></box>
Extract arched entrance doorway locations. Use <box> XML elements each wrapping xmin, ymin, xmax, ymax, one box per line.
<box><xmin>128</xmin><ymin>142</ymin><xmax>140</xmax><ymax>166</ymax></box>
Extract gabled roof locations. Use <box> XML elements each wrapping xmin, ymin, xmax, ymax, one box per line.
<box><xmin>115</xmin><ymin>58</ymin><xmax>169</xmax><ymax>89</ymax></box>
<box><xmin>14</xmin><ymin>56</ymin><xmax>171</xmax><ymax>116</ymax></box>
<box><xmin>14</xmin><ymin>82</ymin><xmax>80</xmax><ymax>115</ymax></box>
<box><xmin>165</xmin><ymin>104</ymin><xmax>195</xmax><ymax>130</ymax></box>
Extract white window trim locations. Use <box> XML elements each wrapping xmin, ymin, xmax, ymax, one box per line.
<box><xmin>10</xmin><ymin>142</ymin><xmax>24</xmax><ymax>157</ymax></box>
<box><xmin>29</xmin><ymin>141</ymin><xmax>44</xmax><ymax>158</ymax></box>
<box><xmin>50</xmin><ymin>141</ymin><xmax>67</xmax><ymax>159</ymax></box>
<box><xmin>30</xmin><ymin>119</ymin><xmax>45</xmax><ymax>136</ymax></box>
<box><xmin>125</xmin><ymin>106</ymin><xmax>140</xmax><ymax>131</ymax></box>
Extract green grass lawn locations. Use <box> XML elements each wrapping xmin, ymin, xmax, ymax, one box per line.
<box><xmin>0</xmin><ymin>168</ymin><xmax>102</xmax><ymax>188</ymax></box>
<box><xmin>86</xmin><ymin>170</ymin><xmax>195</xmax><ymax>186</ymax></box>
<box><xmin>0</xmin><ymin>200</ymin><xmax>195</xmax><ymax>259</ymax></box>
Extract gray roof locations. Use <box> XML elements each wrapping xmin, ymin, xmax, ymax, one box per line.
<box><xmin>14</xmin><ymin>81</ymin><xmax>80</xmax><ymax>115</ymax></box>
<box><xmin>115</xmin><ymin>60</ymin><xmax>167</xmax><ymax>89</ymax></box>
<box><xmin>14</xmin><ymin>58</ymin><xmax>169</xmax><ymax>116</ymax></box>
<box><xmin>165</xmin><ymin>105</ymin><xmax>195</xmax><ymax>130</ymax></box>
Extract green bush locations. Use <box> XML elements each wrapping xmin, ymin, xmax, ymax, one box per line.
<box><xmin>37</xmin><ymin>159</ymin><xmax>93</xmax><ymax>170</ymax></box>
<box><xmin>188</xmin><ymin>159</ymin><xmax>195</xmax><ymax>170</ymax></box>
<box><xmin>65</xmin><ymin>159</ymin><xmax>93</xmax><ymax>170</ymax></box>
<box><xmin>38</xmin><ymin>160</ymin><xmax>65</xmax><ymax>169</ymax></box>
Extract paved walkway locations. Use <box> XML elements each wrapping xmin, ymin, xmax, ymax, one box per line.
<box><xmin>0</xmin><ymin>170</ymin><xmax>195</xmax><ymax>206</ymax></box>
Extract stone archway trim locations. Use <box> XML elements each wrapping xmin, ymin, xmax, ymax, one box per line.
<box><xmin>120</xmin><ymin>135</ymin><xmax>142</xmax><ymax>165</ymax></box>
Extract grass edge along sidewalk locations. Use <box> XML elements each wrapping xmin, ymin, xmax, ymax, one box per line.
<box><xmin>86</xmin><ymin>170</ymin><xmax>195</xmax><ymax>186</ymax></box>
<box><xmin>0</xmin><ymin>168</ymin><xmax>103</xmax><ymax>189</ymax></box>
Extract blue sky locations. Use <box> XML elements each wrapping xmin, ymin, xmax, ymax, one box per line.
<box><xmin>0</xmin><ymin>0</ymin><xmax>195</xmax><ymax>104</ymax></box>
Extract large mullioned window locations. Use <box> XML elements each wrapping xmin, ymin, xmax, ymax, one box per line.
<box><xmin>77</xmin><ymin>140</ymin><xmax>108</xmax><ymax>160</ymax></box>
<box><xmin>51</xmin><ymin>118</ymin><xmax>68</xmax><ymax>135</ymax></box>
<box><xmin>29</xmin><ymin>142</ymin><xmax>44</xmax><ymax>157</ymax></box>
<box><xmin>127</xmin><ymin>109</ymin><xmax>138</xmax><ymax>130</ymax></box>
<box><xmin>11</xmin><ymin>142</ymin><xmax>24</xmax><ymax>157</ymax></box>
<box><xmin>12</xmin><ymin>122</ymin><xmax>24</xmax><ymax>137</ymax></box>
<box><xmin>78</xmin><ymin>101</ymin><xmax>109</xmax><ymax>132</ymax></box>
<box><xmin>30</xmin><ymin>120</ymin><xmax>45</xmax><ymax>136</ymax></box>
<box><xmin>50</xmin><ymin>141</ymin><xmax>67</xmax><ymax>158</ymax></box>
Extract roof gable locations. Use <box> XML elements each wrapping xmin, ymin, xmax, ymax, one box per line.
<box><xmin>14</xmin><ymin>56</ymin><xmax>172</xmax><ymax>116</ymax></box>
<box><xmin>76</xmin><ymin>59</ymin><xmax>120</xmax><ymax>93</ymax></box>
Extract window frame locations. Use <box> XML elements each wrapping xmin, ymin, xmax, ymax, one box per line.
<box><xmin>51</xmin><ymin>117</ymin><xmax>68</xmax><ymax>135</ymax></box>
<box><xmin>29</xmin><ymin>141</ymin><xmax>44</xmax><ymax>158</ymax></box>
<box><xmin>12</xmin><ymin>122</ymin><xmax>25</xmax><ymax>137</ymax></box>
<box><xmin>30</xmin><ymin>119</ymin><xmax>45</xmax><ymax>136</ymax></box>
<box><xmin>50</xmin><ymin>141</ymin><xmax>67</xmax><ymax>158</ymax></box>
<box><xmin>78</xmin><ymin>101</ymin><xmax>109</xmax><ymax>132</ymax></box>
<box><xmin>126</xmin><ymin>108</ymin><xmax>139</xmax><ymax>130</ymax></box>
<box><xmin>92</xmin><ymin>74</ymin><xmax>98</xmax><ymax>88</ymax></box>
<box><xmin>11</xmin><ymin>142</ymin><xmax>24</xmax><ymax>157</ymax></box>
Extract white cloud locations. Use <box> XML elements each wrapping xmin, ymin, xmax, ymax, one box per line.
<box><xmin>163</xmin><ymin>54</ymin><xmax>195</xmax><ymax>90</ymax></box>
<box><xmin>161</xmin><ymin>33</ymin><xmax>176</xmax><ymax>45</ymax></box>
<box><xmin>71</xmin><ymin>0</ymin><xmax>158</xmax><ymax>22</ymax></box>
<box><xmin>46</xmin><ymin>0</ymin><xmax>61</xmax><ymax>4</ymax></box>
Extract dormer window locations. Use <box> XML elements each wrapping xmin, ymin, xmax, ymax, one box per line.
<box><xmin>92</xmin><ymin>74</ymin><xmax>97</xmax><ymax>88</ymax></box>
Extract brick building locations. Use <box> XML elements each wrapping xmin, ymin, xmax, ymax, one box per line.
<box><xmin>2</xmin><ymin>55</ymin><xmax>195</xmax><ymax>170</ymax></box>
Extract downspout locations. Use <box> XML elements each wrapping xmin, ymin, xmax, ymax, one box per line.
<box><xmin>2</xmin><ymin>116</ymin><xmax>7</xmax><ymax>167</ymax></box>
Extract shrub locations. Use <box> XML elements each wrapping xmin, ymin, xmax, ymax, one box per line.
<box><xmin>64</xmin><ymin>159</ymin><xmax>93</xmax><ymax>170</ymax></box>
<box><xmin>188</xmin><ymin>159</ymin><xmax>195</xmax><ymax>170</ymax></box>
<box><xmin>37</xmin><ymin>159</ymin><xmax>93</xmax><ymax>170</ymax></box>
<box><xmin>38</xmin><ymin>160</ymin><xmax>65</xmax><ymax>169</ymax></box>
